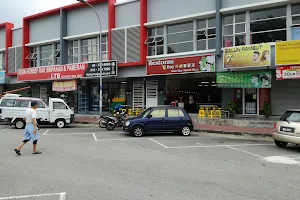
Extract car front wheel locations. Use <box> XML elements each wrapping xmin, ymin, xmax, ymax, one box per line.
<box><xmin>181</xmin><ymin>126</ymin><xmax>191</xmax><ymax>136</ymax></box>
<box><xmin>274</xmin><ymin>140</ymin><xmax>288</xmax><ymax>148</ymax></box>
<box><xmin>132</xmin><ymin>125</ymin><xmax>144</xmax><ymax>137</ymax></box>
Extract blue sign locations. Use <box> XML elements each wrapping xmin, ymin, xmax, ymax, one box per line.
<box><xmin>0</xmin><ymin>71</ymin><xmax>5</xmax><ymax>84</ymax></box>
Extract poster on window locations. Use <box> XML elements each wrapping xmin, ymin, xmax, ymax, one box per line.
<box><xmin>52</xmin><ymin>80</ymin><xmax>77</xmax><ymax>92</ymax></box>
<box><xmin>146</xmin><ymin>54</ymin><xmax>215</xmax><ymax>76</ymax></box>
<box><xmin>223</xmin><ymin>44</ymin><xmax>271</xmax><ymax>69</ymax></box>
<box><xmin>275</xmin><ymin>40</ymin><xmax>300</xmax><ymax>66</ymax></box>
<box><xmin>276</xmin><ymin>66</ymin><xmax>300</xmax><ymax>80</ymax></box>
<box><xmin>17</xmin><ymin>61</ymin><xmax>117</xmax><ymax>81</ymax></box>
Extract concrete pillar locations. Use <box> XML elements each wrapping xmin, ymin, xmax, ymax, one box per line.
<box><xmin>60</xmin><ymin>9</ymin><xmax>68</xmax><ymax>65</ymax></box>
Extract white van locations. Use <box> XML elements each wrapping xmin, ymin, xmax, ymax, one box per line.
<box><xmin>0</xmin><ymin>94</ymin><xmax>74</xmax><ymax>129</ymax></box>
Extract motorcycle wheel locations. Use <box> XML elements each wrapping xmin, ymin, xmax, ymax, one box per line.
<box><xmin>106</xmin><ymin>122</ymin><xmax>115</xmax><ymax>131</ymax></box>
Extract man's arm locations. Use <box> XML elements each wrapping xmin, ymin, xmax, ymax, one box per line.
<box><xmin>32</xmin><ymin>110</ymin><xmax>37</xmax><ymax>133</ymax></box>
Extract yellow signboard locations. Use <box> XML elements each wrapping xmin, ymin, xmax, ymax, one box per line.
<box><xmin>276</xmin><ymin>40</ymin><xmax>300</xmax><ymax>65</ymax></box>
<box><xmin>223</xmin><ymin>44</ymin><xmax>271</xmax><ymax>69</ymax></box>
<box><xmin>52</xmin><ymin>80</ymin><xmax>77</xmax><ymax>92</ymax></box>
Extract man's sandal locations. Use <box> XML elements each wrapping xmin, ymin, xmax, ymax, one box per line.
<box><xmin>14</xmin><ymin>149</ymin><xmax>21</xmax><ymax>156</ymax></box>
<box><xmin>32</xmin><ymin>151</ymin><xmax>42</xmax><ymax>155</ymax></box>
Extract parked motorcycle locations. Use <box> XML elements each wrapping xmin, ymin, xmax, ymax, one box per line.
<box><xmin>106</xmin><ymin>111</ymin><xmax>128</xmax><ymax>131</ymax></box>
<box><xmin>99</xmin><ymin>115</ymin><xmax>110</xmax><ymax>128</ymax></box>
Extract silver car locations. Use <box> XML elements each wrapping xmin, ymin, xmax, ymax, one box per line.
<box><xmin>273</xmin><ymin>109</ymin><xmax>300</xmax><ymax>147</ymax></box>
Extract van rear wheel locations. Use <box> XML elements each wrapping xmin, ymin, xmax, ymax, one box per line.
<box><xmin>15</xmin><ymin>119</ymin><xmax>25</xmax><ymax>129</ymax></box>
<box><xmin>55</xmin><ymin>119</ymin><xmax>66</xmax><ymax>128</ymax></box>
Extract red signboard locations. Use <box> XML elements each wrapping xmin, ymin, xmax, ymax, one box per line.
<box><xmin>17</xmin><ymin>61</ymin><xmax>117</xmax><ymax>81</ymax></box>
<box><xmin>146</xmin><ymin>54</ymin><xmax>215</xmax><ymax>76</ymax></box>
<box><xmin>276</xmin><ymin>66</ymin><xmax>300</xmax><ymax>80</ymax></box>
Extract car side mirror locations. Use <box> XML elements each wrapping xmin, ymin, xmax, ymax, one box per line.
<box><xmin>147</xmin><ymin>114</ymin><xmax>152</xmax><ymax>119</ymax></box>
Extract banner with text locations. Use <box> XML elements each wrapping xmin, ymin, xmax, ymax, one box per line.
<box><xmin>276</xmin><ymin>40</ymin><xmax>300</xmax><ymax>65</ymax></box>
<box><xmin>223</xmin><ymin>44</ymin><xmax>271</xmax><ymax>69</ymax></box>
<box><xmin>276</xmin><ymin>66</ymin><xmax>300</xmax><ymax>80</ymax></box>
<box><xmin>17</xmin><ymin>61</ymin><xmax>117</xmax><ymax>81</ymax></box>
<box><xmin>146</xmin><ymin>54</ymin><xmax>215</xmax><ymax>76</ymax></box>
<box><xmin>52</xmin><ymin>80</ymin><xmax>77</xmax><ymax>92</ymax></box>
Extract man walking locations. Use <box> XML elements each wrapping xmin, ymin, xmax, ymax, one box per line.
<box><xmin>14</xmin><ymin>101</ymin><xmax>42</xmax><ymax>155</ymax></box>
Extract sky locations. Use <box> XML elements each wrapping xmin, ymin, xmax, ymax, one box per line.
<box><xmin>0</xmin><ymin>0</ymin><xmax>126</xmax><ymax>27</ymax></box>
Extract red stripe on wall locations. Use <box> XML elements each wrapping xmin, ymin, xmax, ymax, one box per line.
<box><xmin>108</xmin><ymin>0</ymin><xmax>116</xmax><ymax>60</ymax></box>
<box><xmin>140</xmin><ymin>0</ymin><xmax>147</xmax><ymax>66</ymax></box>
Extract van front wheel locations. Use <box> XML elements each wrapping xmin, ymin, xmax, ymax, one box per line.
<box><xmin>55</xmin><ymin>119</ymin><xmax>66</xmax><ymax>128</ymax></box>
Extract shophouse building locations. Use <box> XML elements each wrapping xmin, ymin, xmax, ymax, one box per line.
<box><xmin>0</xmin><ymin>0</ymin><xmax>300</xmax><ymax>115</ymax></box>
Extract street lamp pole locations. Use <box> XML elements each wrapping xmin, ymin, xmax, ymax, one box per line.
<box><xmin>77</xmin><ymin>0</ymin><xmax>103</xmax><ymax>117</ymax></box>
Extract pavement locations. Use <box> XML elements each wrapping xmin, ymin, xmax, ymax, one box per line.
<box><xmin>1</xmin><ymin>124</ymin><xmax>300</xmax><ymax>199</ymax></box>
<box><xmin>74</xmin><ymin>115</ymin><xmax>274</xmax><ymax>136</ymax></box>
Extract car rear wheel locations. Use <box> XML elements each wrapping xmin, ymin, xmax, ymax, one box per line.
<box><xmin>274</xmin><ymin>140</ymin><xmax>288</xmax><ymax>148</ymax></box>
<box><xmin>181</xmin><ymin>126</ymin><xmax>191</xmax><ymax>136</ymax></box>
<box><xmin>132</xmin><ymin>125</ymin><xmax>144</xmax><ymax>137</ymax></box>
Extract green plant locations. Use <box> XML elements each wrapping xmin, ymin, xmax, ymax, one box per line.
<box><xmin>262</xmin><ymin>101</ymin><xmax>272</xmax><ymax>117</ymax></box>
<box><xmin>225</xmin><ymin>100</ymin><xmax>236</xmax><ymax>115</ymax></box>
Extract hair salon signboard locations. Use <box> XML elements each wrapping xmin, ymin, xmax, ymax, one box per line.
<box><xmin>146</xmin><ymin>54</ymin><xmax>215</xmax><ymax>76</ymax></box>
<box><xmin>17</xmin><ymin>61</ymin><xmax>117</xmax><ymax>81</ymax></box>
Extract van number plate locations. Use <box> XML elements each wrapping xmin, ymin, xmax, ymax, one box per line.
<box><xmin>280</xmin><ymin>126</ymin><xmax>295</xmax><ymax>133</ymax></box>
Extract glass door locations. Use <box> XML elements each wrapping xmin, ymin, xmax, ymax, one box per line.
<box><xmin>244</xmin><ymin>88</ymin><xmax>258</xmax><ymax>115</ymax></box>
<box><xmin>235</xmin><ymin>89</ymin><xmax>243</xmax><ymax>114</ymax></box>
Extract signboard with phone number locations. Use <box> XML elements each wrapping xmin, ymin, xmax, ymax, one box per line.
<box><xmin>276</xmin><ymin>66</ymin><xmax>300</xmax><ymax>80</ymax></box>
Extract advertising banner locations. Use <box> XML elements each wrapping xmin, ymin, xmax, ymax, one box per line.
<box><xmin>217</xmin><ymin>71</ymin><xmax>272</xmax><ymax>88</ymax></box>
<box><xmin>223</xmin><ymin>44</ymin><xmax>271</xmax><ymax>69</ymax></box>
<box><xmin>52</xmin><ymin>80</ymin><xmax>77</xmax><ymax>92</ymax></box>
<box><xmin>276</xmin><ymin>66</ymin><xmax>300</xmax><ymax>80</ymax></box>
<box><xmin>0</xmin><ymin>71</ymin><xmax>5</xmax><ymax>84</ymax></box>
<box><xmin>275</xmin><ymin>40</ymin><xmax>300</xmax><ymax>65</ymax></box>
<box><xmin>17</xmin><ymin>61</ymin><xmax>117</xmax><ymax>81</ymax></box>
<box><xmin>146</xmin><ymin>54</ymin><xmax>215</xmax><ymax>76</ymax></box>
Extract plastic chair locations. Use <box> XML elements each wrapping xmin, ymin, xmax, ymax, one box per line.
<box><xmin>128</xmin><ymin>109</ymin><xmax>133</xmax><ymax>116</ymax></box>
<box><xmin>208</xmin><ymin>110</ymin><xmax>215</xmax><ymax>118</ymax></box>
<box><xmin>136</xmin><ymin>108</ymin><xmax>142</xmax><ymax>116</ymax></box>
<box><xmin>215</xmin><ymin>109</ymin><xmax>222</xmax><ymax>118</ymax></box>
<box><xmin>198</xmin><ymin>109</ymin><xmax>205</xmax><ymax>118</ymax></box>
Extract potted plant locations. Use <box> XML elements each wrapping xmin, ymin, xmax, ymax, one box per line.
<box><xmin>225</xmin><ymin>100</ymin><xmax>236</xmax><ymax>118</ymax></box>
<box><xmin>262</xmin><ymin>101</ymin><xmax>272</xmax><ymax>118</ymax></box>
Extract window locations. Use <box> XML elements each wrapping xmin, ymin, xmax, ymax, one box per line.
<box><xmin>0</xmin><ymin>51</ymin><xmax>5</xmax><ymax>71</ymax></box>
<box><xmin>250</xmin><ymin>7</ymin><xmax>286</xmax><ymax>44</ymax></box>
<box><xmin>280</xmin><ymin>111</ymin><xmax>300</xmax><ymax>123</ymax></box>
<box><xmin>167</xmin><ymin>22</ymin><xmax>193</xmax><ymax>54</ymax></box>
<box><xmin>291</xmin><ymin>4</ymin><xmax>300</xmax><ymax>40</ymax></box>
<box><xmin>81</xmin><ymin>37</ymin><xmax>98</xmax><ymax>62</ymax></box>
<box><xmin>53</xmin><ymin>43</ymin><xmax>60</xmax><ymax>65</ymax></box>
<box><xmin>15</xmin><ymin>100</ymin><xmax>30</xmax><ymax>108</ymax></box>
<box><xmin>37</xmin><ymin>101</ymin><xmax>46</xmax><ymax>108</ymax></box>
<box><xmin>168</xmin><ymin>109</ymin><xmax>185</xmax><ymax>117</ymax></box>
<box><xmin>40</xmin><ymin>44</ymin><xmax>53</xmax><ymax>66</ymax></box>
<box><xmin>223</xmin><ymin>13</ymin><xmax>246</xmax><ymax>47</ymax></box>
<box><xmin>53</xmin><ymin>102</ymin><xmax>67</xmax><ymax>109</ymax></box>
<box><xmin>150</xmin><ymin>109</ymin><xmax>166</xmax><ymax>118</ymax></box>
<box><xmin>0</xmin><ymin>99</ymin><xmax>16</xmax><ymax>107</ymax></box>
<box><xmin>146</xmin><ymin>27</ymin><xmax>164</xmax><ymax>56</ymax></box>
<box><xmin>197</xmin><ymin>18</ymin><xmax>216</xmax><ymax>50</ymax></box>
<box><xmin>26</xmin><ymin>47</ymin><xmax>37</xmax><ymax>68</ymax></box>
<box><xmin>68</xmin><ymin>40</ymin><xmax>79</xmax><ymax>64</ymax></box>
<box><xmin>101</xmin><ymin>35</ymin><xmax>108</xmax><ymax>60</ymax></box>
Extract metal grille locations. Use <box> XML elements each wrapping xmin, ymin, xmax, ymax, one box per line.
<box><xmin>8</xmin><ymin>48</ymin><xmax>15</xmax><ymax>73</ymax></box>
<box><xmin>146</xmin><ymin>80</ymin><xmax>158</xmax><ymax>108</ymax></box>
<box><xmin>127</xmin><ymin>26</ymin><xmax>140</xmax><ymax>62</ymax></box>
<box><xmin>112</xmin><ymin>29</ymin><xmax>126</xmax><ymax>63</ymax></box>
<box><xmin>15</xmin><ymin>46</ymin><xmax>22</xmax><ymax>70</ymax></box>
<box><xmin>133</xmin><ymin>81</ymin><xmax>144</xmax><ymax>111</ymax></box>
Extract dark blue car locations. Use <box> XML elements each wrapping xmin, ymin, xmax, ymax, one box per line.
<box><xmin>123</xmin><ymin>107</ymin><xmax>193</xmax><ymax>137</ymax></box>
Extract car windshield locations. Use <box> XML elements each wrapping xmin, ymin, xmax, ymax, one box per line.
<box><xmin>280</xmin><ymin>111</ymin><xmax>300</xmax><ymax>123</ymax></box>
<box><xmin>141</xmin><ymin>108</ymin><xmax>152</xmax><ymax>118</ymax></box>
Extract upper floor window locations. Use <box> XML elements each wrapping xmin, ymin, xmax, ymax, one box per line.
<box><xmin>167</xmin><ymin>22</ymin><xmax>193</xmax><ymax>54</ymax></box>
<box><xmin>197</xmin><ymin>18</ymin><xmax>216</xmax><ymax>50</ymax></box>
<box><xmin>250</xmin><ymin>6</ymin><xmax>286</xmax><ymax>44</ymax></box>
<box><xmin>53</xmin><ymin>43</ymin><xmax>60</xmax><ymax>65</ymax></box>
<box><xmin>291</xmin><ymin>4</ymin><xmax>300</xmax><ymax>40</ymax></box>
<box><xmin>223</xmin><ymin>13</ymin><xmax>246</xmax><ymax>47</ymax></box>
<box><xmin>0</xmin><ymin>51</ymin><xmax>5</xmax><ymax>71</ymax></box>
<box><xmin>101</xmin><ymin>35</ymin><xmax>108</xmax><ymax>60</ymax></box>
<box><xmin>81</xmin><ymin>37</ymin><xmax>98</xmax><ymax>62</ymax></box>
<box><xmin>68</xmin><ymin>40</ymin><xmax>79</xmax><ymax>64</ymax></box>
<box><xmin>146</xmin><ymin>27</ymin><xmax>164</xmax><ymax>56</ymax></box>
<box><xmin>26</xmin><ymin>47</ymin><xmax>37</xmax><ymax>68</ymax></box>
<box><xmin>40</xmin><ymin>44</ymin><xmax>53</xmax><ymax>66</ymax></box>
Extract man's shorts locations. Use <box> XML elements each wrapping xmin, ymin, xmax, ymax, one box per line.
<box><xmin>24</xmin><ymin>123</ymin><xmax>39</xmax><ymax>141</ymax></box>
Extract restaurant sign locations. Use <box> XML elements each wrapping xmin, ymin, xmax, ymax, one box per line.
<box><xmin>52</xmin><ymin>80</ymin><xmax>77</xmax><ymax>92</ymax></box>
<box><xmin>17</xmin><ymin>61</ymin><xmax>117</xmax><ymax>81</ymax></box>
<box><xmin>147</xmin><ymin>54</ymin><xmax>215</xmax><ymax>76</ymax></box>
<box><xmin>276</xmin><ymin>66</ymin><xmax>300</xmax><ymax>80</ymax></box>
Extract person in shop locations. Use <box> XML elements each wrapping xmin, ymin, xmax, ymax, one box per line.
<box><xmin>164</xmin><ymin>93</ymin><xmax>172</xmax><ymax>105</ymax></box>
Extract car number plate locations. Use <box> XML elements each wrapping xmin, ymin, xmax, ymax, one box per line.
<box><xmin>280</xmin><ymin>126</ymin><xmax>295</xmax><ymax>133</ymax></box>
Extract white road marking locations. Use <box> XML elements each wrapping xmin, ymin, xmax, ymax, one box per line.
<box><xmin>0</xmin><ymin>192</ymin><xmax>66</xmax><ymax>199</ymax></box>
<box><xmin>92</xmin><ymin>133</ymin><xmax>97</xmax><ymax>141</ymax></box>
<box><xmin>0</xmin><ymin>127</ymin><xmax>10</xmax><ymax>132</ymax></box>
<box><xmin>42</xmin><ymin>129</ymin><xmax>50</xmax><ymax>135</ymax></box>
<box><xmin>166</xmin><ymin>143</ymin><xmax>273</xmax><ymax>149</ymax></box>
<box><xmin>196</xmin><ymin>142</ymin><xmax>202</xmax><ymax>145</ymax></box>
<box><xmin>264</xmin><ymin>156</ymin><xmax>300</xmax><ymax>165</ymax></box>
<box><xmin>226</xmin><ymin>146</ymin><xmax>264</xmax><ymax>158</ymax></box>
<box><xmin>149</xmin><ymin>138</ymin><xmax>168</xmax><ymax>149</ymax></box>
<box><xmin>46</xmin><ymin>132</ymin><xmax>94</xmax><ymax>135</ymax></box>
<box><xmin>95</xmin><ymin>136</ymin><xmax>212</xmax><ymax>142</ymax></box>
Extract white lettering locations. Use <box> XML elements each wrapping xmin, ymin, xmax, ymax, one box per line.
<box><xmin>148</xmin><ymin>59</ymin><xmax>175</xmax><ymax>66</ymax></box>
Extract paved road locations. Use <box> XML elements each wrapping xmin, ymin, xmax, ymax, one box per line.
<box><xmin>0</xmin><ymin>125</ymin><xmax>300</xmax><ymax>200</ymax></box>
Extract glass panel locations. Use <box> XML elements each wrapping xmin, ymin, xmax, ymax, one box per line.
<box><xmin>102</xmin><ymin>44</ymin><xmax>106</xmax><ymax>51</ymax></box>
<box><xmin>74</xmin><ymin>40</ymin><xmax>79</xmax><ymax>47</ymax></box>
<box><xmin>40</xmin><ymin>45</ymin><xmax>52</xmax><ymax>52</ymax></box>
<box><xmin>167</xmin><ymin>31</ymin><xmax>193</xmax><ymax>44</ymax></box>
<box><xmin>223</xmin><ymin>25</ymin><xmax>233</xmax><ymax>35</ymax></box>
<box><xmin>156</xmin><ymin>46</ymin><xmax>164</xmax><ymax>55</ymax></box>
<box><xmin>207</xmin><ymin>28</ymin><xmax>216</xmax><ymax>38</ymax></box>
<box><xmin>223</xmin><ymin>36</ymin><xmax>233</xmax><ymax>47</ymax></box>
<box><xmin>74</xmin><ymin>56</ymin><xmax>79</xmax><ymax>63</ymax></box>
<box><xmin>235</xmin><ymin>34</ymin><xmax>246</xmax><ymax>46</ymax></box>
<box><xmin>55</xmin><ymin>43</ymin><xmax>60</xmax><ymax>49</ymax></box>
<box><xmin>251</xmin><ymin>30</ymin><xmax>286</xmax><ymax>44</ymax></box>
<box><xmin>81</xmin><ymin>39</ymin><xmax>89</xmax><ymax>46</ymax></box>
<box><xmin>168</xmin><ymin>109</ymin><xmax>184</xmax><ymax>117</ymax></box>
<box><xmin>292</xmin><ymin>4</ymin><xmax>300</xmax><ymax>15</ymax></box>
<box><xmin>223</xmin><ymin>15</ymin><xmax>233</xmax><ymax>25</ymax></box>
<box><xmin>292</xmin><ymin>16</ymin><xmax>300</xmax><ymax>25</ymax></box>
<box><xmin>197</xmin><ymin>19</ymin><xmax>206</xmax><ymax>29</ymax></box>
<box><xmin>197</xmin><ymin>30</ymin><xmax>206</xmax><ymax>40</ymax></box>
<box><xmin>208</xmin><ymin>39</ymin><xmax>215</xmax><ymax>49</ymax></box>
<box><xmin>148</xmin><ymin>46</ymin><xmax>155</xmax><ymax>56</ymax></box>
<box><xmin>208</xmin><ymin>18</ymin><xmax>216</xmax><ymax>27</ymax></box>
<box><xmin>156</xmin><ymin>27</ymin><xmax>164</xmax><ymax>35</ymax></box>
<box><xmin>167</xmin><ymin>22</ymin><xmax>193</xmax><ymax>33</ymax></box>
<box><xmin>197</xmin><ymin>40</ymin><xmax>206</xmax><ymax>50</ymax></box>
<box><xmin>235</xmin><ymin>13</ymin><xmax>246</xmax><ymax>23</ymax></box>
<box><xmin>250</xmin><ymin>6</ymin><xmax>286</xmax><ymax>21</ymax></box>
<box><xmin>148</xmin><ymin>28</ymin><xmax>155</xmax><ymax>36</ymax></box>
<box><xmin>235</xmin><ymin>89</ymin><xmax>243</xmax><ymax>114</ymax></box>
<box><xmin>150</xmin><ymin>109</ymin><xmax>166</xmax><ymax>118</ymax></box>
<box><xmin>244</xmin><ymin>88</ymin><xmax>257</xmax><ymax>115</ymax></box>
<box><xmin>250</xmin><ymin>18</ymin><xmax>286</xmax><ymax>32</ymax></box>
<box><xmin>74</xmin><ymin>48</ymin><xmax>79</xmax><ymax>55</ymax></box>
<box><xmin>167</xmin><ymin>42</ymin><xmax>193</xmax><ymax>54</ymax></box>
<box><xmin>102</xmin><ymin>53</ymin><xmax>107</xmax><ymax>60</ymax></box>
<box><xmin>235</xmin><ymin>23</ymin><xmax>245</xmax><ymax>33</ymax></box>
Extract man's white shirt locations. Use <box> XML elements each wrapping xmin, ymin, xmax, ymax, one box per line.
<box><xmin>24</xmin><ymin>108</ymin><xmax>36</xmax><ymax>123</ymax></box>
